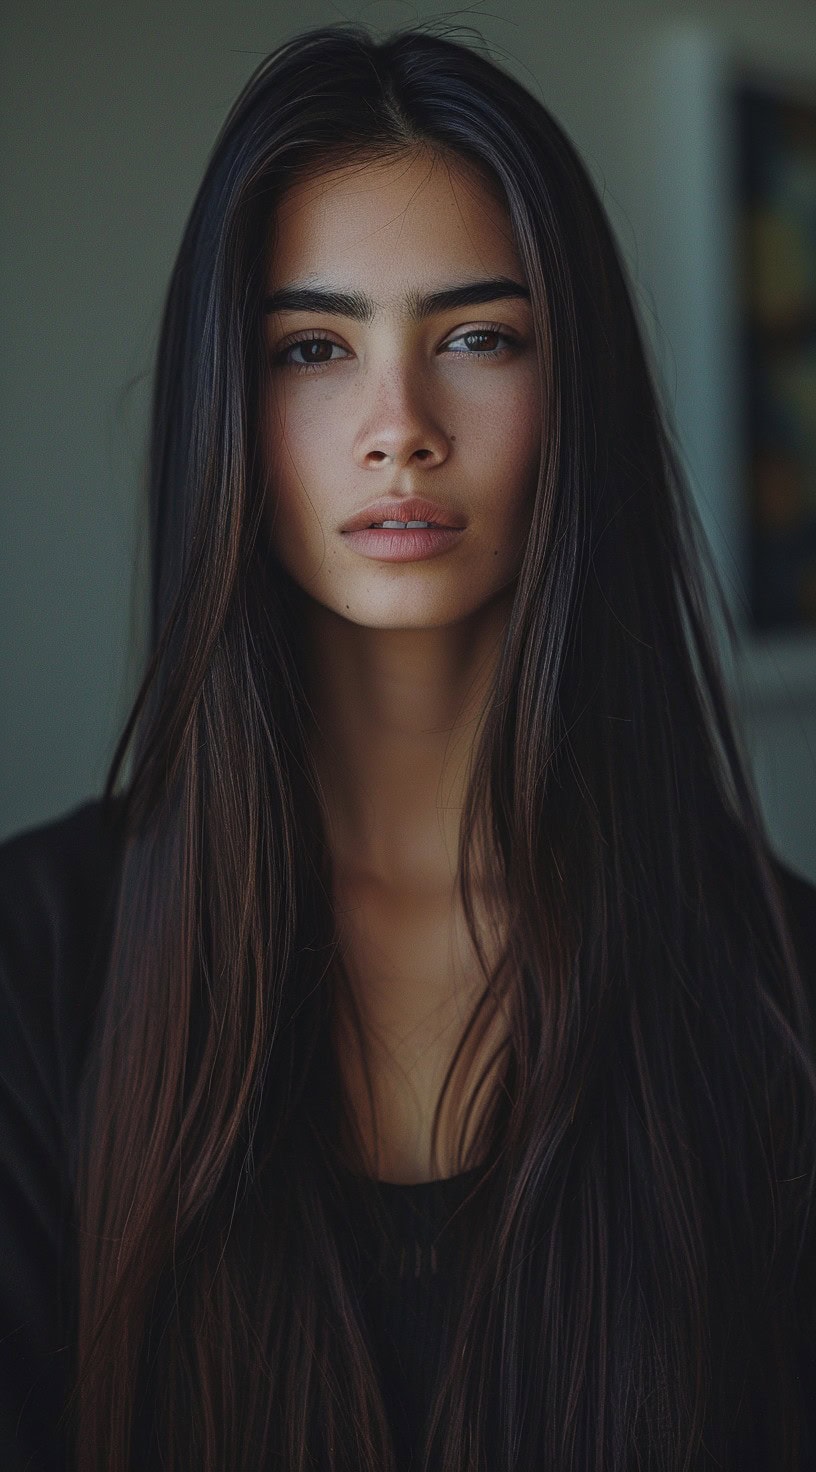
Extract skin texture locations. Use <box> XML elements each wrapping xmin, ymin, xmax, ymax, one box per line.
<box><xmin>261</xmin><ymin>149</ymin><xmax>541</xmax><ymax>1181</ymax></box>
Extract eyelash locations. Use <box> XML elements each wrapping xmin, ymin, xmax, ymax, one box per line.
<box><xmin>271</xmin><ymin>323</ymin><xmax>520</xmax><ymax>375</ymax></box>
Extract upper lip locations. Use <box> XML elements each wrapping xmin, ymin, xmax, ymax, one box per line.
<box><xmin>340</xmin><ymin>497</ymin><xmax>467</xmax><ymax>533</ymax></box>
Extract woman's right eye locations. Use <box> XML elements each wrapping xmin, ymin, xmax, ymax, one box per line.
<box><xmin>273</xmin><ymin>334</ymin><xmax>348</xmax><ymax>374</ymax></box>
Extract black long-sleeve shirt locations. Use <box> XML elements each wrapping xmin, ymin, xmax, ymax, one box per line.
<box><xmin>1</xmin><ymin>797</ymin><xmax>815</xmax><ymax>1470</ymax></box>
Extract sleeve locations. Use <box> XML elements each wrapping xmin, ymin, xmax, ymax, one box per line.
<box><xmin>771</xmin><ymin>853</ymin><xmax>816</xmax><ymax>1465</ymax></box>
<box><xmin>0</xmin><ymin>799</ymin><xmax>120</xmax><ymax>1472</ymax></box>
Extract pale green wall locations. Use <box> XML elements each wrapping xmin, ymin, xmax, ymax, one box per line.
<box><xmin>2</xmin><ymin>0</ymin><xmax>815</xmax><ymax>879</ymax></box>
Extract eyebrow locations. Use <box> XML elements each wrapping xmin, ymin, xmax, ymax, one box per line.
<box><xmin>262</xmin><ymin>276</ymin><xmax>531</xmax><ymax>323</ymax></box>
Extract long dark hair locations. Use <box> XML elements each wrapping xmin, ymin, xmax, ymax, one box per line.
<box><xmin>67</xmin><ymin>21</ymin><xmax>816</xmax><ymax>1470</ymax></box>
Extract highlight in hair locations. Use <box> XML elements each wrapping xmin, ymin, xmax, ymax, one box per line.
<box><xmin>66</xmin><ymin>21</ymin><xmax>816</xmax><ymax>1470</ymax></box>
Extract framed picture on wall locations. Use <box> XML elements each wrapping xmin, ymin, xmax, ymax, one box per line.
<box><xmin>734</xmin><ymin>78</ymin><xmax>816</xmax><ymax>635</ymax></box>
<box><xmin>649</xmin><ymin>26</ymin><xmax>816</xmax><ymax>702</ymax></box>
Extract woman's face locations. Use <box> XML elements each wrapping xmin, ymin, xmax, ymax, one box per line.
<box><xmin>261</xmin><ymin>149</ymin><xmax>541</xmax><ymax>629</ymax></box>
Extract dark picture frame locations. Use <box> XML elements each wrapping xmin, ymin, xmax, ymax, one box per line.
<box><xmin>734</xmin><ymin>77</ymin><xmax>816</xmax><ymax>635</ymax></box>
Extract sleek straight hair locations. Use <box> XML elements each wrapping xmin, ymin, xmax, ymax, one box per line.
<box><xmin>67</xmin><ymin>21</ymin><xmax>816</xmax><ymax>1470</ymax></box>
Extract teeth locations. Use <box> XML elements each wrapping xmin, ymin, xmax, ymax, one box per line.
<box><xmin>373</xmin><ymin>519</ymin><xmax>432</xmax><ymax>529</ymax></box>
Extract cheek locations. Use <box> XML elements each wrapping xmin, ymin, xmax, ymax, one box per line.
<box><xmin>263</xmin><ymin>395</ymin><xmax>314</xmax><ymax>517</ymax></box>
<box><xmin>511</xmin><ymin>375</ymin><xmax>542</xmax><ymax>486</ymax></box>
<box><xmin>261</xmin><ymin>402</ymin><xmax>301</xmax><ymax>553</ymax></box>
<box><xmin>476</xmin><ymin>379</ymin><xmax>541</xmax><ymax>502</ymax></box>
<box><xmin>263</xmin><ymin>383</ymin><xmax>342</xmax><ymax>487</ymax></box>
<box><xmin>481</xmin><ymin>393</ymin><xmax>541</xmax><ymax>568</ymax></box>
<box><xmin>261</xmin><ymin>395</ymin><xmax>342</xmax><ymax>572</ymax></box>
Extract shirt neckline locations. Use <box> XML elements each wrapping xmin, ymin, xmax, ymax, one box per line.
<box><xmin>337</xmin><ymin>1162</ymin><xmax>485</xmax><ymax>1191</ymax></box>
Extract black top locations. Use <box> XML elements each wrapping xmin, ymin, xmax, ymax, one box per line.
<box><xmin>1</xmin><ymin>797</ymin><xmax>816</xmax><ymax>1470</ymax></box>
<box><xmin>332</xmin><ymin>1163</ymin><xmax>486</xmax><ymax>1469</ymax></box>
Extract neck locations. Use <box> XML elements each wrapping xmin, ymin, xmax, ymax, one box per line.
<box><xmin>295</xmin><ymin>586</ymin><xmax>514</xmax><ymax>1185</ymax></box>
<box><xmin>300</xmin><ymin>585</ymin><xmax>512</xmax><ymax>889</ymax></box>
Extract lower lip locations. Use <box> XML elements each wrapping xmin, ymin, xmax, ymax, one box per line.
<box><xmin>341</xmin><ymin>527</ymin><xmax>465</xmax><ymax>562</ymax></box>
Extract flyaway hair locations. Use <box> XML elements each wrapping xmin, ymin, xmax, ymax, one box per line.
<box><xmin>67</xmin><ymin>21</ymin><xmax>816</xmax><ymax>1470</ymax></box>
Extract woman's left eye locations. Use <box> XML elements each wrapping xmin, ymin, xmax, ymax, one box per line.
<box><xmin>444</xmin><ymin>327</ymin><xmax>515</xmax><ymax>357</ymax></box>
<box><xmin>272</xmin><ymin>325</ymin><xmax>518</xmax><ymax>374</ymax></box>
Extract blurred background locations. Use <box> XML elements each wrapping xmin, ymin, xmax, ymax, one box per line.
<box><xmin>2</xmin><ymin>0</ymin><xmax>815</xmax><ymax>878</ymax></box>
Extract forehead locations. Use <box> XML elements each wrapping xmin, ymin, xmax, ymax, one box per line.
<box><xmin>266</xmin><ymin>150</ymin><xmax>522</xmax><ymax>295</ymax></box>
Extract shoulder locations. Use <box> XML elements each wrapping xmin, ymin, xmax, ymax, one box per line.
<box><xmin>769</xmin><ymin>850</ymin><xmax>816</xmax><ymax>995</ymax></box>
<box><xmin>0</xmin><ymin>794</ymin><xmax>124</xmax><ymax>945</ymax></box>
<box><xmin>0</xmin><ymin>796</ymin><xmax>125</xmax><ymax>1469</ymax></box>
<box><xmin>0</xmin><ymin>795</ymin><xmax>126</xmax><ymax>1165</ymax></box>
<box><xmin>0</xmin><ymin>794</ymin><xmax>125</xmax><ymax>1015</ymax></box>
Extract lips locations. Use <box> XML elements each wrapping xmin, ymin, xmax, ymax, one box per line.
<box><xmin>340</xmin><ymin>497</ymin><xmax>466</xmax><ymax>533</ymax></box>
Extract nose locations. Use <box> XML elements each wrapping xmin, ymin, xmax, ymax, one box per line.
<box><xmin>352</xmin><ymin>365</ymin><xmax>451</xmax><ymax>471</ymax></box>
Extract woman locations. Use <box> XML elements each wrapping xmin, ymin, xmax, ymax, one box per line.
<box><xmin>1</xmin><ymin>20</ymin><xmax>815</xmax><ymax>1472</ymax></box>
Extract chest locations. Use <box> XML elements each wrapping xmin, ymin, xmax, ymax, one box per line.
<box><xmin>329</xmin><ymin>872</ymin><xmax>509</xmax><ymax>1181</ymax></box>
<box><xmin>331</xmin><ymin>873</ymin><xmax>492</xmax><ymax>1031</ymax></box>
